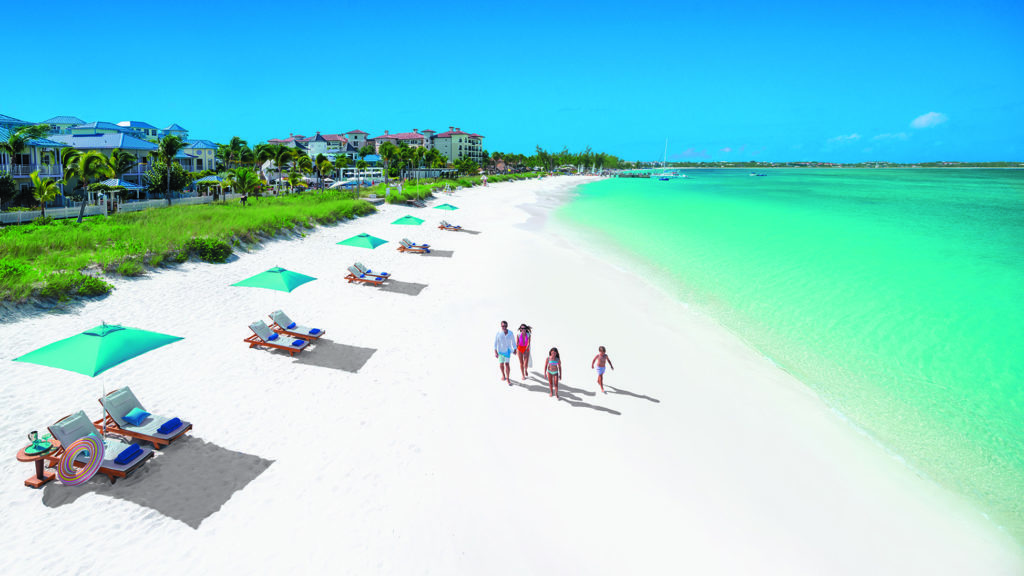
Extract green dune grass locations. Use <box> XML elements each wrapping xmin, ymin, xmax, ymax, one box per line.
<box><xmin>0</xmin><ymin>191</ymin><xmax>376</xmax><ymax>303</ymax></box>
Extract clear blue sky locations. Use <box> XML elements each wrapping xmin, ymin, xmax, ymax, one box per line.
<box><xmin>4</xmin><ymin>0</ymin><xmax>1022</xmax><ymax>162</ymax></box>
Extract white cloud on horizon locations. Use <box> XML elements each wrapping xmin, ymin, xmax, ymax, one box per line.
<box><xmin>720</xmin><ymin>147</ymin><xmax>732</xmax><ymax>153</ymax></box>
<box><xmin>872</xmin><ymin>132</ymin><xmax>910</xmax><ymax>141</ymax></box>
<box><xmin>828</xmin><ymin>133</ymin><xmax>861</xmax><ymax>144</ymax></box>
<box><xmin>911</xmin><ymin>112</ymin><xmax>948</xmax><ymax>129</ymax></box>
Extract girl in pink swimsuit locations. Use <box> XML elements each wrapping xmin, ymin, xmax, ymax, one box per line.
<box><xmin>516</xmin><ymin>324</ymin><xmax>532</xmax><ymax>380</ymax></box>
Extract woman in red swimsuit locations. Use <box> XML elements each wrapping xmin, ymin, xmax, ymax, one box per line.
<box><xmin>516</xmin><ymin>324</ymin><xmax>532</xmax><ymax>380</ymax></box>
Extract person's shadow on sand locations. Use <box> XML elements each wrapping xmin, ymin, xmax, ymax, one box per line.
<box><xmin>510</xmin><ymin>372</ymin><xmax>621</xmax><ymax>416</ymax></box>
<box><xmin>606</xmin><ymin>385</ymin><xmax>660</xmax><ymax>403</ymax></box>
<box><xmin>41</xmin><ymin>436</ymin><xmax>273</xmax><ymax>529</ymax></box>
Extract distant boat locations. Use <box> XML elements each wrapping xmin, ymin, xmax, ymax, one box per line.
<box><xmin>750</xmin><ymin>172</ymin><xmax>768</xmax><ymax>177</ymax></box>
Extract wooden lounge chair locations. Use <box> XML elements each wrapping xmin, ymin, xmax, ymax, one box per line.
<box><xmin>268</xmin><ymin>310</ymin><xmax>325</xmax><ymax>340</ymax></box>
<box><xmin>346</xmin><ymin>265</ymin><xmax>385</xmax><ymax>286</ymax></box>
<box><xmin>354</xmin><ymin>262</ymin><xmax>390</xmax><ymax>281</ymax></box>
<box><xmin>244</xmin><ymin>320</ymin><xmax>309</xmax><ymax>356</ymax></box>
<box><xmin>438</xmin><ymin>220</ymin><xmax>462</xmax><ymax>231</ymax></box>
<box><xmin>45</xmin><ymin>411</ymin><xmax>154</xmax><ymax>484</ymax></box>
<box><xmin>397</xmin><ymin>238</ymin><xmax>431</xmax><ymax>254</ymax></box>
<box><xmin>97</xmin><ymin>386</ymin><xmax>193</xmax><ymax>449</ymax></box>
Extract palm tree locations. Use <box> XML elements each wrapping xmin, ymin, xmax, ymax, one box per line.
<box><xmin>293</xmin><ymin>153</ymin><xmax>313</xmax><ymax>187</ymax></box>
<box><xmin>316</xmin><ymin>157</ymin><xmax>333</xmax><ymax>191</ymax></box>
<box><xmin>63</xmin><ymin>150</ymin><xmax>113</xmax><ymax>223</ymax></box>
<box><xmin>253</xmin><ymin>143</ymin><xmax>274</xmax><ymax>179</ymax></box>
<box><xmin>271</xmin><ymin>145</ymin><xmax>293</xmax><ymax>193</ymax></box>
<box><xmin>313</xmin><ymin>153</ymin><xmax>328</xmax><ymax>190</ymax></box>
<box><xmin>157</xmin><ymin>135</ymin><xmax>186</xmax><ymax>205</ymax></box>
<box><xmin>29</xmin><ymin>170</ymin><xmax>60</xmax><ymax>218</ymax></box>
<box><xmin>334</xmin><ymin>154</ymin><xmax>349</xmax><ymax>182</ymax></box>
<box><xmin>355</xmin><ymin>159</ymin><xmax>368</xmax><ymax>194</ymax></box>
<box><xmin>378</xmin><ymin>142</ymin><xmax>398</xmax><ymax>188</ymax></box>
<box><xmin>226</xmin><ymin>167</ymin><xmax>260</xmax><ymax>199</ymax></box>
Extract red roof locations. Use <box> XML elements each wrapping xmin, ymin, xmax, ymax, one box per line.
<box><xmin>370</xmin><ymin>131</ymin><xmax>427</xmax><ymax>141</ymax></box>
<box><xmin>322</xmin><ymin>134</ymin><xmax>348</xmax><ymax>142</ymax></box>
<box><xmin>345</xmin><ymin>129</ymin><xmax>368</xmax><ymax>135</ymax></box>
<box><xmin>434</xmin><ymin>130</ymin><xmax>469</xmax><ymax>138</ymax></box>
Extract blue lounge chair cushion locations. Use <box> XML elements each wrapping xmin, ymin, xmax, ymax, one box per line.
<box><xmin>286</xmin><ymin>322</ymin><xmax>296</xmax><ymax>329</ymax></box>
<box><xmin>267</xmin><ymin>333</ymin><xmax>279</xmax><ymax>342</ymax></box>
<box><xmin>158</xmin><ymin>417</ymin><xmax>183</xmax><ymax>434</ymax></box>
<box><xmin>115</xmin><ymin>443</ymin><xmax>143</xmax><ymax>465</ymax></box>
<box><xmin>123</xmin><ymin>407</ymin><xmax>151</xmax><ymax>426</ymax></box>
<box><xmin>292</xmin><ymin>339</ymin><xmax>305</xmax><ymax>347</ymax></box>
<box><xmin>309</xmin><ymin>328</ymin><xmax>322</xmax><ymax>335</ymax></box>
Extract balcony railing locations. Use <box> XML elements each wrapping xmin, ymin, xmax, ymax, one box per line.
<box><xmin>0</xmin><ymin>163</ymin><xmax>63</xmax><ymax>177</ymax></box>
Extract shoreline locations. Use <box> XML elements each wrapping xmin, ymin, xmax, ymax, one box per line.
<box><xmin>1</xmin><ymin>175</ymin><xmax>1021</xmax><ymax>574</ymax></box>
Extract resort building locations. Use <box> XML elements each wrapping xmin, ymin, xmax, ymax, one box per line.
<box><xmin>431</xmin><ymin>127</ymin><xmax>484</xmax><ymax>164</ymax></box>
<box><xmin>0</xmin><ymin>126</ymin><xmax>65</xmax><ymax>191</ymax></box>
<box><xmin>71</xmin><ymin>121</ymin><xmax>128</xmax><ymax>136</ymax></box>
<box><xmin>345</xmin><ymin>130</ymin><xmax>369</xmax><ymax>150</ymax></box>
<box><xmin>160</xmin><ymin>124</ymin><xmax>188</xmax><ymax>140</ymax></box>
<box><xmin>0</xmin><ymin>113</ymin><xmax>31</xmax><ymax>130</ymax></box>
<box><xmin>369</xmin><ymin>129</ymin><xmax>431</xmax><ymax>150</ymax></box>
<box><xmin>40</xmin><ymin>116</ymin><xmax>85</xmax><ymax>135</ymax></box>
<box><xmin>184</xmin><ymin>140</ymin><xmax>218</xmax><ymax>172</ymax></box>
<box><xmin>49</xmin><ymin>133</ymin><xmax>158</xmax><ymax>186</ymax></box>
<box><xmin>117</xmin><ymin>121</ymin><xmax>159</xmax><ymax>139</ymax></box>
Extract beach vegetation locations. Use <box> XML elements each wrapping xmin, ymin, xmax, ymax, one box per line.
<box><xmin>0</xmin><ymin>190</ymin><xmax>375</xmax><ymax>303</ymax></box>
<box><xmin>62</xmin><ymin>149</ymin><xmax>114</xmax><ymax>223</ymax></box>
<box><xmin>143</xmin><ymin>161</ymin><xmax>192</xmax><ymax>200</ymax></box>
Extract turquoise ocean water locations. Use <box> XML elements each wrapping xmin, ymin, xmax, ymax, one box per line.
<box><xmin>556</xmin><ymin>169</ymin><xmax>1024</xmax><ymax>542</ymax></box>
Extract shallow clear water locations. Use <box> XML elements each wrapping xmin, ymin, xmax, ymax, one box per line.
<box><xmin>557</xmin><ymin>169</ymin><xmax>1024</xmax><ymax>542</ymax></box>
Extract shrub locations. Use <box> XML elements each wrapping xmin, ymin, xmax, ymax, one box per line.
<box><xmin>39</xmin><ymin>272</ymin><xmax>112</xmax><ymax>300</ymax></box>
<box><xmin>186</xmin><ymin>237</ymin><xmax>232</xmax><ymax>263</ymax></box>
<box><xmin>117</xmin><ymin>259</ymin><xmax>144</xmax><ymax>276</ymax></box>
<box><xmin>31</xmin><ymin>216</ymin><xmax>54</xmax><ymax>225</ymax></box>
<box><xmin>172</xmin><ymin>250</ymin><xmax>189</xmax><ymax>263</ymax></box>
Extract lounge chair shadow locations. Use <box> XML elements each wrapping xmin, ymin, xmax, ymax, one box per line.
<box><xmin>378</xmin><ymin>280</ymin><xmax>428</xmax><ymax>296</ymax></box>
<box><xmin>512</xmin><ymin>375</ymin><xmax>620</xmax><ymax>416</ymax></box>
<box><xmin>41</xmin><ymin>436</ymin><xmax>273</xmax><ymax>529</ymax></box>
<box><xmin>291</xmin><ymin>340</ymin><xmax>377</xmax><ymax>373</ymax></box>
<box><xmin>606</xmin><ymin>385</ymin><xmax>660</xmax><ymax>403</ymax></box>
<box><xmin>421</xmin><ymin>249</ymin><xmax>454</xmax><ymax>258</ymax></box>
<box><xmin>460</xmin><ymin>229</ymin><xmax>482</xmax><ymax>235</ymax></box>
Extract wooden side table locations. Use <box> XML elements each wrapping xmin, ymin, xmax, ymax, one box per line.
<box><xmin>16</xmin><ymin>440</ymin><xmax>60</xmax><ymax>488</ymax></box>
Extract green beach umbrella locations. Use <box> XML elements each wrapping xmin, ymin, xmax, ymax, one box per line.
<box><xmin>13</xmin><ymin>323</ymin><xmax>184</xmax><ymax>438</ymax></box>
<box><xmin>391</xmin><ymin>215</ymin><xmax>425</xmax><ymax>225</ymax></box>
<box><xmin>433</xmin><ymin>203</ymin><xmax>459</xmax><ymax>211</ymax></box>
<box><xmin>337</xmin><ymin>233</ymin><xmax>388</xmax><ymax>249</ymax></box>
<box><xmin>14</xmin><ymin>323</ymin><xmax>183</xmax><ymax>378</ymax></box>
<box><xmin>232</xmin><ymin>266</ymin><xmax>317</xmax><ymax>292</ymax></box>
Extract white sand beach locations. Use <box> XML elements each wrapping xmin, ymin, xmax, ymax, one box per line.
<box><xmin>1</xmin><ymin>176</ymin><xmax>1021</xmax><ymax>575</ymax></box>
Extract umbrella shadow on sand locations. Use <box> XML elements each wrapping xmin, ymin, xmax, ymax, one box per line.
<box><xmin>41</xmin><ymin>436</ymin><xmax>273</xmax><ymax>529</ymax></box>
<box><xmin>379</xmin><ymin>280</ymin><xmax>428</xmax><ymax>296</ymax></box>
<box><xmin>511</xmin><ymin>373</ymin><xmax>621</xmax><ymax>416</ymax></box>
<box><xmin>291</xmin><ymin>340</ymin><xmax>377</xmax><ymax>373</ymax></box>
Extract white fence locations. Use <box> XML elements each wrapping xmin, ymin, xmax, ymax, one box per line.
<box><xmin>0</xmin><ymin>203</ymin><xmax>107</xmax><ymax>224</ymax></box>
<box><xmin>1</xmin><ymin>194</ymin><xmax>244</xmax><ymax>224</ymax></box>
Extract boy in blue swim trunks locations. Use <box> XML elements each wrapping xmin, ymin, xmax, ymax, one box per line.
<box><xmin>591</xmin><ymin>346</ymin><xmax>614</xmax><ymax>393</ymax></box>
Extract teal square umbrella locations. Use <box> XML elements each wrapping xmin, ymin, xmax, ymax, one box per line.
<box><xmin>13</xmin><ymin>323</ymin><xmax>183</xmax><ymax>437</ymax></box>
<box><xmin>433</xmin><ymin>203</ymin><xmax>459</xmax><ymax>211</ymax></box>
<box><xmin>338</xmin><ymin>233</ymin><xmax>388</xmax><ymax>249</ymax></box>
<box><xmin>232</xmin><ymin>266</ymin><xmax>316</xmax><ymax>292</ymax></box>
<box><xmin>391</xmin><ymin>215</ymin><xmax>424</xmax><ymax>225</ymax></box>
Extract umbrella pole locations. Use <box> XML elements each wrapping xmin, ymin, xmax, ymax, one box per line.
<box><xmin>102</xmin><ymin>380</ymin><xmax>106</xmax><ymax>439</ymax></box>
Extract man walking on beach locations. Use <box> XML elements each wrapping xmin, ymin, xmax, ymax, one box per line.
<box><xmin>494</xmin><ymin>320</ymin><xmax>515</xmax><ymax>384</ymax></box>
